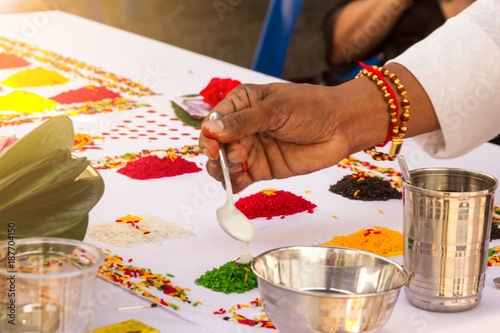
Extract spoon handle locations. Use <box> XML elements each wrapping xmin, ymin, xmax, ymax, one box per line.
<box><xmin>209</xmin><ymin>112</ymin><xmax>234</xmax><ymax>203</ymax></box>
<box><xmin>397</xmin><ymin>155</ymin><xmax>413</xmax><ymax>184</ymax></box>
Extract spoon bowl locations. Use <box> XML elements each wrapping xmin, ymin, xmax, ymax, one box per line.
<box><xmin>216</xmin><ymin>203</ymin><xmax>254</xmax><ymax>242</ymax></box>
<box><xmin>210</xmin><ymin>112</ymin><xmax>254</xmax><ymax>242</ymax></box>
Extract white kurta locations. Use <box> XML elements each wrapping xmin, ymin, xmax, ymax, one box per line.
<box><xmin>389</xmin><ymin>0</ymin><xmax>500</xmax><ymax>158</ymax></box>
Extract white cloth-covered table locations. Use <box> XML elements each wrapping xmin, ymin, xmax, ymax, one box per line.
<box><xmin>1</xmin><ymin>11</ymin><xmax>500</xmax><ymax>333</ymax></box>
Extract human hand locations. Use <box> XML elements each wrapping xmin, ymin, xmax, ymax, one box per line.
<box><xmin>198</xmin><ymin>82</ymin><xmax>358</xmax><ymax>193</ymax></box>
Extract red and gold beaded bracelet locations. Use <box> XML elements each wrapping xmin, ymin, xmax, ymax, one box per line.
<box><xmin>356</xmin><ymin>63</ymin><xmax>410</xmax><ymax>161</ymax></box>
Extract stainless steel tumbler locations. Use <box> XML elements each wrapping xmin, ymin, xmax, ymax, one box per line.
<box><xmin>403</xmin><ymin>168</ymin><xmax>497</xmax><ymax>312</ymax></box>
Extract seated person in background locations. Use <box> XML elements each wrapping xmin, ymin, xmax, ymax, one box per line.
<box><xmin>323</xmin><ymin>0</ymin><xmax>476</xmax><ymax>86</ymax></box>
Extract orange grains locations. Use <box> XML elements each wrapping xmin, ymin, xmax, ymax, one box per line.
<box><xmin>322</xmin><ymin>226</ymin><xmax>403</xmax><ymax>257</ymax></box>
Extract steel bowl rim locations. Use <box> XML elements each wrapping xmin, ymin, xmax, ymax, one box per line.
<box><xmin>251</xmin><ymin>245</ymin><xmax>408</xmax><ymax>298</ymax></box>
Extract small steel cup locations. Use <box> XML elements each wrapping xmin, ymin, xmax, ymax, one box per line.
<box><xmin>403</xmin><ymin>168</ymin><xmax>497</xmax><ymax>312</ymax></box>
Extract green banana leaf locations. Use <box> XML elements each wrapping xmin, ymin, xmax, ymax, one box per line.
<box><xmin>52</xmin><ymin>214</ymin><xmax>89</xmax><ymax>241</ymax></box>
<box><xmin>0</xmin><ymin>175</ymin><xmax>103</xmax><ymax>239</ymax></box>
<box><xmin>0</xmin><ymin>149</ymin><xmax>89</xmax><ymax>211</ymax></box>
<box><xmin>0</xmin><ymin>116</ymin><xmax>74</xmax><ymax>179</ymax></box>
<box><xmin>0</xmin><ymin>116</ymin><xmax>104</xmax><ymax>240</ymax></box>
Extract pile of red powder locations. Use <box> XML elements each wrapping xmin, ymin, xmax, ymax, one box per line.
<box><xmin>235</xmin><ymin>189</ymin><xmax>317</xmax><ymax>220</ymax></box>
<box><xmin>117</xmin><ymin>154</ymin><xmax>201</xmax><ymax>180</ymax></box>
<box><xmin>50</xmin><ymin>86</ymin><xmax>120</xmax><ymax>104</ymax></box>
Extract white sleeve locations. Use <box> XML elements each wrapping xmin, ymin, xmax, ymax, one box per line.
<box><xmin>388</xmin><ymin>0</ymin><xmax>500</xmax><ymax>159</ymax></box>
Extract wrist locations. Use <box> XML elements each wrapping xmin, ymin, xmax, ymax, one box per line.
<box><xmin>334</xmin><ymin>78</ymin><xmax>390</xmax><ymax>156</ymax></box>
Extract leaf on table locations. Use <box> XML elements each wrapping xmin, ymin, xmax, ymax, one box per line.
<box><xmin>0</xmin><ymin>150</ymin><xmax>89</xmax><ymax>210</ymax></box>
<box><xmin>171</xmin><ymin>101</ymin><xmax>203</xmax><ymax>129</ymax></box>
<box><xmin>0</xmin><ymin>116</ymin><xmax>104</xmax><ymax>240</ymax></box>
<box><xmin>52</xmin><ymin>214</ymin><xmax>89</xmax><ymax>241</ymax></box>
<box><xmin>0</xmin><ymin>116</ymin><xmax>74</xmax><ymax>179</ymax></box>
<box><xmin>0</xmin><ymin>176</ymin><xmax>103</xmax><ymax>239</ymax></box>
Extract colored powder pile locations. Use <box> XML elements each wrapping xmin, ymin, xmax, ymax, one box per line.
<box><xmin>329</xmin><ymin>173</ymin><xmax>402</xmax><ymax>201</ymax></box>
<box><xmin>491</xmin><ymin>206</ymin><xmax>500</xmax><ymax>240</ymax></box>
<box><xmin>195</xmin><ymin>260</ymin><xmax>257</xmax><ymax>294</ymax></box>
<box><xmin>0</xmin><ymin>91</ymin><xmax>58</xmax><ymax>113</ymax></box>
<box><xmin>337</xmin><ymin>156</ymin><xmax>402</xmax><ymax>189</ymax></box>
<box><xmin>98</xmin><ymin>251</ymin><xmax>200</xmax><ymax>309</ymax></box>
<box><xmin>117</xmin><ymin>154</ymin><xmax>201</xmax><ymax>180</ymax></box>
<box><xmin>488</xmin><ymin>246</ymin><xmax>500</xmax><ymax>267</ymax></box>
<box><xmin>91</xmin><ymin>146</ymin><xmax>201</xmax><ymax>170</ymax></box>
<box><xmin>1</xmin><ymin>67</ymin><xmax>69</xmax><ymax>88</ymax></box>
<box><xmin>491</xmin><ymin>224</ymin><xmax>500</xmax><ymax>240</ymax></box>
<box><xmin>235</xmin><ymin>189</ymin><xmax>316</xmax><ymax>220</ymax></box>
<box><xmin>50</xmin><ymin>85</ymin><xmax>121</xmax><ymax>104</ymax></box>
<box><xmin>322</xmin><ymin>226</ymin><xmax>403</xmax><ymax>257</ymax></box>
<box><xmin>213</xmin><ymin>298</ymin><xmax>276</xmax><ymax>329</ymax></box>
<box><xmin>0</xmin><ymin>53</ymin><xmax>30</xmax><ymax>69</ymax></box>
<box><xmin>87</xmin><ymin>214</ymin><xmax>193</xmax><ymax>247</ymax></box>
<box><xmin>73</xmin><ymin>133</ymin><xmax>103</xmax><ymax>151</ymax></box>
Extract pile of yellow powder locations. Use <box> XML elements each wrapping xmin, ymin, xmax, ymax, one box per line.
<box><xmin>0</xmin><ymin>91</ymin><xmax>58</xmax><ymax>113</ymax></box>
<box><xmin>1</xmin><ymin>67</ymin><xmax>69</xmax><ymax>88</ymax></box>
<box><xmin>322</xmin><ymin>226</ymin><xmax>403</xmax><ymax>257</ymax></box>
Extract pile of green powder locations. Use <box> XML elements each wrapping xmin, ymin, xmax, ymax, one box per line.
<box><xmin>195</xmin><ymin>260</ymin><xmax>257</xmax><ymax>294</ymax></box>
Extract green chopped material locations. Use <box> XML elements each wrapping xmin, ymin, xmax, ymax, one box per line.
<box><xmin>195</xmin><ymin>260</ymin><xmax>257</xmax><ymax>294</ymax></box>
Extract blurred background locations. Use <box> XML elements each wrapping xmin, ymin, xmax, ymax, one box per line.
<box><xmin>1</xmin><ymin>0</ymin><xmax>333</xmax><ymax>82</ymax></box>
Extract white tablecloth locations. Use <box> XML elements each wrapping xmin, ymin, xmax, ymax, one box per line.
<box><xmin>1</xmin><ymin>11</ymin><xmax>499</xmax><ymax>333</ymax></box>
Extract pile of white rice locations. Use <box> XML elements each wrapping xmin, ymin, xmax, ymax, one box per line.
<box><xmin>87</xmin><ymin>215</ymin><xmax>194</xmax><ymax>247</ymax></box>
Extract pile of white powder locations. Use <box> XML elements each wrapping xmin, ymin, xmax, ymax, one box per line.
<box><xmin>87</xmin><ymin>215</ymin><xmax>193</xmax><ymax>247</ymax></box>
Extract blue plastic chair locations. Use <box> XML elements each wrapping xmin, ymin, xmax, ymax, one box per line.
<box><xmin>251</xmin><ymin>0</ymin><xmax>305</xmax><ymax>78</ymax></box>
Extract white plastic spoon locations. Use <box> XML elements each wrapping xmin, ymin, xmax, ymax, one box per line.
<box><xmin>210</xmin><ymin>112</ymin><xmax>254</xmax><ymax>244</ymax></box>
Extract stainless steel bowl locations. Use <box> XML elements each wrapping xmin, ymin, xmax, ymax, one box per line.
<box><xmin>251</xmin><ymin>246</ymin><xmax>407</xmax><ymax>333</ymax></box>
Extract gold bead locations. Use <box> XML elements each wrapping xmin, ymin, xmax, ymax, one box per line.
<box><xmin>394</xmin><ymin>79</ymin><xmax>400</xmax><ymax>85</ymax></box>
